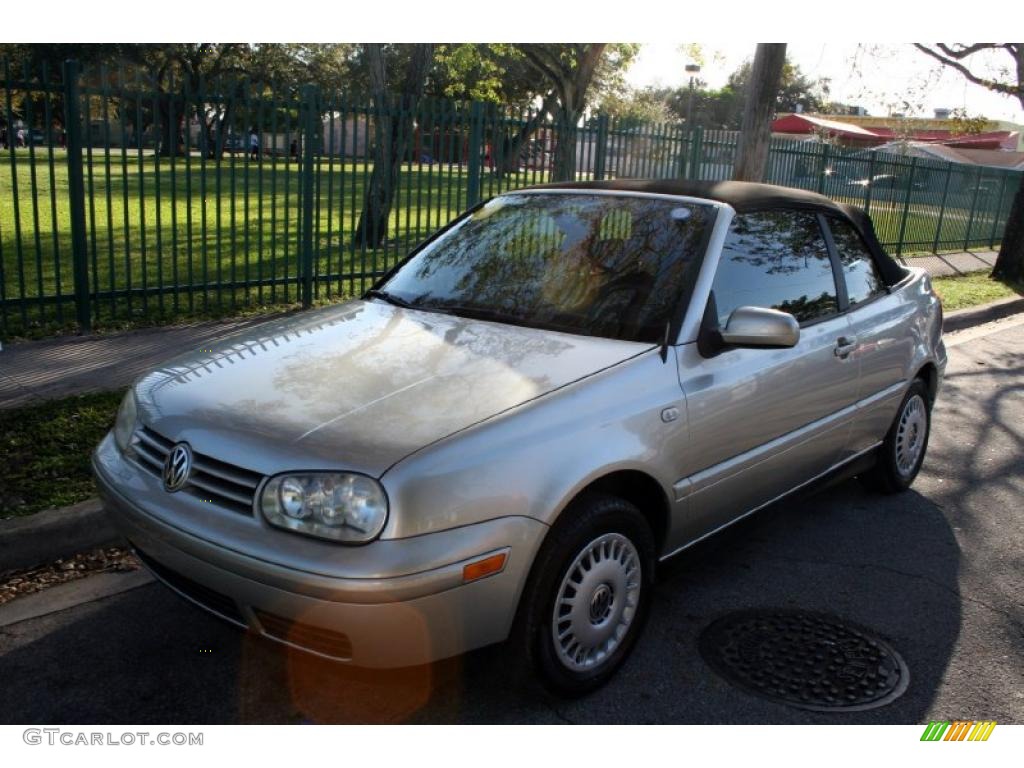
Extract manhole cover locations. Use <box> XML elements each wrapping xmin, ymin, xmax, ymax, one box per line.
<box><xmin>699</xmin><ymin>609</ymin><xmax>909</xmax><ymax>712</ymax></box>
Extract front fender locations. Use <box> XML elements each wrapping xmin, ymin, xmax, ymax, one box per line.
<box><xmin>379</xmin><ymin>350</ymin><xmax>685</xmax><ymax>541</ymax></box>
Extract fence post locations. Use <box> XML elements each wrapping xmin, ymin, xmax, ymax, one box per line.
<box><xmin>466</xmin><ymin>101</ymin><xmax>484</xmax><ymax>207</ymax></box>
<box><xmin>593</xmin><ymin>114</ymin><xmax>609</xmax><ymax>181</ymax></box>
<box><xmin>895</xmin><ymin>156</ymin><xmax>918</xmax><ymax>257</ymax></box>
<box><xmin>688</xmin><ymin>126</ymin><xmax>704</xmax><ymax>181</ymax></box>
<box><xmin>300</xmin><ymin>84</ymin><xmax>317</xmax><ymax>308</ymax></box>
<box><xmin>863</xmin><ymin>150</ymin><xmax>876</xmax><ymax>215</ymax></box>
<box><xmin>932</xmin><ymin>163</ymin><xmax>954</xmax><ymax>253</ymax></box>
<box><xmin>676</xmin><ymin>125</ymin><xmax>689</xmax><ymax>179</ymax></box>
<box><xmin>963</xmin><ymin>168</ymin><xmax>983</xmax><ymax>251</ymax></box>
<box><xmin>62</xmin><ymin>60</ymin><xmax>91</xmax><ymax>333</ymax></box>
<box><xmin>816</xmin><ymin>143</ymin><xmax>831</xmax><ymax>195</ymax></box>
<box><xmin>989</xmin><ymin>172</ymin><xmax>1009</xmax><ymax>248</ymax></box>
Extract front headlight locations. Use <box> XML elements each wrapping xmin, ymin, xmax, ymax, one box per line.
<box><xmin>260</xmin><ymin>473</ymin><xmax>389</xmax><ymax>543</ymax></box>
<box><xmin>113</xmin><ymin>390</ymin><xmax>138</xmax><ymax>452</ymax></box>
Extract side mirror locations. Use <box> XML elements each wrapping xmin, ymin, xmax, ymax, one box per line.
<box><xmin>720</xmin><ymin>306</ymin><xmax>800</xmax><ymax>348</ymax></box>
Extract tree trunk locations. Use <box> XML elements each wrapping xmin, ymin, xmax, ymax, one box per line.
<box><xmin>156</xmin><ymin>94</ymin><xmax>187</xmax><ymax>157</ymax></box>
<box><xmin>356</xmin><ymin>95</ymin><xmax>405</xmax><ymax>248</ymax></box>
<box><xmin>355</xmin><ymin>44</ymin><xmax>434</xmax><ymax>249</ymax></box>
<box><xmin>551</xmin><ymin>107</ymin><xmax>581</xmax><ymax>182</ymax></box>
<box><xmin>991</xmin><ymin>173</ymin><xmax>1024</xmax><ymax>283</ymax></box>
<box><xmin>733</xmin><ymin>43</ymin><xmax>787</xmax><ymax>182</ymax></box>
<box><xmin>214</xmin><ymin>97</ymin><xmax>235</xmax><ymax>161</ymax></box>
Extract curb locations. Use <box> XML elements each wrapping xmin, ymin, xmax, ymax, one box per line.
<box><xmin>0</xmin><ymin>569</ymin><xmax>153</xmax><ymax>628</ymax></box>
<box><xmin>943</xmin><ymin>296</ymin><xmax>1024</xmax><ymax>334</ymax></box>
<box><xmin>0</xmin><ymin>499</ymin><xmax>122</xmax><ymax>576</ymax></box>
<box><xmin>0</xmin><ymin>294</ymin><xmax>1021</xmax><ymax>576</ymax></box>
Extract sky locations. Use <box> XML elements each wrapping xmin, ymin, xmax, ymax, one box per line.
<box><xmin>625</xmin><ymin>43</ymin><xmax>1024</xmax><ymax>125</ymax></box>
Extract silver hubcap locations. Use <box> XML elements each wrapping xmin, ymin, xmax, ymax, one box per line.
<box><xmin>895</xmin><ymin>394</ymin><xmax>927</xmax><ymax>476</ymax></box>
<box><xmin>552</xmin><ymin>533</ymin><xmax>641</xmax><ymax>672</ymax></box>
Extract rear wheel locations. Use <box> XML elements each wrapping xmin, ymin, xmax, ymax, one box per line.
<box><xmin>862</xmin><ymin>380</ymin><xmax>931</xmax><ymax>493</ymax></box>
<box><xmin>512</xmin><ymin>493</ymin><xmax>655</xmax><ymax>696</ymax></box>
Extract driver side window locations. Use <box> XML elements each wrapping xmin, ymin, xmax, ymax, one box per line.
<box><xmin>711</xmin><ymin>211</ymin><xmax>839</xmax><ymax>327</ymax></box>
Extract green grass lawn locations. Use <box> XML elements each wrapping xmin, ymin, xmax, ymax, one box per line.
<box><xmin>0</xmin><ymin>390</ymin><xmax>123</xmax><ymax>519</ymax></box>
<box><xmin>931</xmin><ymin>272</ymin><xmax>1024</xmax><ymax>312</ymax></box>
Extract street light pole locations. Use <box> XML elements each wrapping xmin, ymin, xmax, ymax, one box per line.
<box><xmin>685</xmin><ymin>63</ymin><xmax>701</xmax><ymax>127</ymax></box>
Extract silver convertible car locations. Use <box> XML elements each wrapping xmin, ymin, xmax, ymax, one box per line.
<box><xmin>94</xmin><ymin>180</ymin><xmax>946</xmax><ymax>694</ymax></box>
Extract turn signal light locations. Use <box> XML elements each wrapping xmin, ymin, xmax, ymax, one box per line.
<box><xmin>462</xmin><ymin>552</ymin><xmax>508</xmax><ymax>583</ymax></box>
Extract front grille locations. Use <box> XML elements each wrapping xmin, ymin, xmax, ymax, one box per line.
<box><xmin>254</xmin><ymin>610</ymin><xmax>353</xmax><ymax>661</ymax></box>
<box><xmin>132</xmin><ymin>425</ymin><xmax>263</xmax><ymax>515</ymax></box>
<box><xmin>134</xmin><ymin>546</ymin><xmax>247</xmax><ymax>627</ymax></box>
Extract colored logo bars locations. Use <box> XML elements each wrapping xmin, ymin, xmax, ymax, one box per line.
<box><xmin>920</xmin><ymin>721</ymin><xmax>997</xmax><ymax>742</ymax></box>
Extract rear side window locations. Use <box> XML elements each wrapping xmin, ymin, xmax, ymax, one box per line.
<box><xmin>712</xmin><ymin>211</ymin><xmax>838</xmax><ymax>326</ymax></box>
<box><xmin>828</xmin><ymin>217</ymin><xmax>887</xmax><ymax>306</ymax></box>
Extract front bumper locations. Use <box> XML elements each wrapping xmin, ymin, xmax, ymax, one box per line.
<box><xmin>93</xmin><ymin>433</ymin><xmax>547</xmax><ymax>668</ymax></box>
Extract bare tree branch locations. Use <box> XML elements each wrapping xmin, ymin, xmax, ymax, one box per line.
<box><xmin>913</xmin><ymin>44</ymin><xmax>1023</xmax><ymax>105</ymax></box>
<box><xmin>935</xmin><ymin>43</ymin><xmax>999</xmax><ymax>59</ymax></box>
<box><xmin>912</xmin><ymin>41</ymin><xmax>1024</xmax><ymax>280</ymax></box>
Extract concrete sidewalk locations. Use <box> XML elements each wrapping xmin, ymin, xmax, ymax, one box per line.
<box><xmin>905</xmin><ymin>249</ymin><xmax>998</xmax><ymax>277</ymax></box>
<box><xmin>0</xmin><ymin>312</ymin><xmax>290</xmax><ymax>410</ymax></box>
<box><xmin>0</xmin><ymin>250</ymin><xmax>1004</xmax><ymax>410</ymax></box>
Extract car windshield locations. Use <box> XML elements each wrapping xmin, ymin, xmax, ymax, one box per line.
<box><xmin>376</xmin><ymin>193</ymin><xmax>716</xmax><ymax>343</ymax></box>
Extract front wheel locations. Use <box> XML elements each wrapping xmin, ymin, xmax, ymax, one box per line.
<box><xmin>512</xmin><ymin>494</ymin><xmax>655</xmax><ymax>696</ymax></box>
<box><xmin>862</xmin><ymin>380</ymin><xmax>932</xmax><ymax>493</ymax></box>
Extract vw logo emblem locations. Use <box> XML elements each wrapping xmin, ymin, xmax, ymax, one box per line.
<box><xmin>162</xmin><ymin>443</ymin><xmax>193</xmax><ymax>493</ymax></box>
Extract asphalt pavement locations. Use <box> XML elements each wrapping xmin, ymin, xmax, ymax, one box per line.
<box><xmin>0</xmin><ymin>317</ymin><xmax>1021</xmax><ymax>724</ymax></box>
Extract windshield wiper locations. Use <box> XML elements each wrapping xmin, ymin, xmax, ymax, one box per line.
<box><xmin>365</xmin><ymin>294</ymin><xmax>576</xmax><ymax>334</ymax></box>
<box><xmin>429</xmin><ymin>304</ymin><xmax>519</xmax><ymax>324</ymax></box>
<box><xmin>364</xmin><ymin>289</ymin><xmax>416</xmax><ymax>309</ymax></box>
<box><xmin>431</xmin><ymin>304</ymin><xmax>582</xmax><ymax>335</ymax></box>
<box><xmin>365</xmin><ymin>291</ymin><xmax>499</xmax><ymax>322</ymax></box>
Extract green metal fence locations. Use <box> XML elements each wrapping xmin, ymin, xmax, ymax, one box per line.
<box><xmin>1</xmin><ymin>59</ymin><xmax>1021</xmax><ymax>339</ymax></box>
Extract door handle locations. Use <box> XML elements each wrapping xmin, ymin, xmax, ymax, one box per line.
<box><xmin>834</xmin><ymin>336</ymin><xmax>859</xmax><ymax>358</ymax></box>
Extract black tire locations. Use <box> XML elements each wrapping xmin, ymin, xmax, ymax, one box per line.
<box><xmin>510</xmin><ymin>493</ymin><xmax>655</xmax><ymax>696</ymax></box>
<box><xmin>862</xmin><ymin>379</ymin><xmax>932</xmax><ymax>494</ymax></box>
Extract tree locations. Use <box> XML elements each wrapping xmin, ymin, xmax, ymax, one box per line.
<box><xmin>0</xmin><ymin>44</ymin><xmax>128</xmax><ymax>135</ymax></box>
<box><xmin>513</xmin><ymin>44</ymin><xmax>639</xmax><ymax>181</ymax></box>
<box><xmin>408</xmin><ymin>44</ymin><xmax>637</xmax><ymax>179</ymax></box>
<box><xmin>659</xmin><ymin>58</ymin><xmax>826</xmax><ymax>130</ymax></box>
<box><xmin>599</xmin><ymin>86</ymin><xmax>676</xmax><ymax>127</ymax></box>
<box><xmin>0</xmin><ymin>43</ymin><xmax>252</xmax><ymax>157</ymax></box>
<box><xmin>514</xmin><ymin>44</ymin><xmax>605</xmax><ymax>181</ymax></box>
<box><xmin>747</xmin><ymin>59</ymin><xmax>826</xmax><ymax>115</ymax></box>
<box><xmin>1</xmin><ymin>44</ymin><xmax>358</xmax><ymax>157</ymax></box>
<box><xmin>914</xmin><ymin>43</ymin><xmax>1024</xmax><ymax>281</ymax></box>
<box><xmin>354</xmin><ymin>44</ymin><xmax>435</xmax><ymax>249</ymax></box>
<box><xmin>733</xmin><ymin>44</ymin><xmax>787</xmax><ymax>182</ymax></box>
<box><xmin>124</xmin><ymin>44</ymin><xmax>251</xmax><ymax>158</ymax></box>
<box><xmin>427</xmin><ymin>44</ymin><xmax>536</xmax><ymax>107</ymax></box>
<box><xmin>947</xmin><ymin>108</ymin><xmax>989</xmax><ymax>136</ymax></box>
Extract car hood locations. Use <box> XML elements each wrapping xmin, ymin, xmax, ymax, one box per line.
<box><xmin>134</xmin><ymin>300</ymin><xmax>648</xmax><ymax>477</ymax></box>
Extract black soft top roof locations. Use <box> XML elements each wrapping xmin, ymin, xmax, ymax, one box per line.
<box><xmin>521</xmin><ymin>179</ymin><xmax>908</xmax><ymax>286</ymax></box>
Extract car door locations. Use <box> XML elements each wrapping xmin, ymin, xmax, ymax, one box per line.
<box><xmin>824</xmin><ymin>215</ymin><xmax>916</xmax><ymax>460</ymax></box>
<box><xmin>674</xmin><ymin>210</ymin><xmax>860</xmax><ymax>542</ymax></box>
